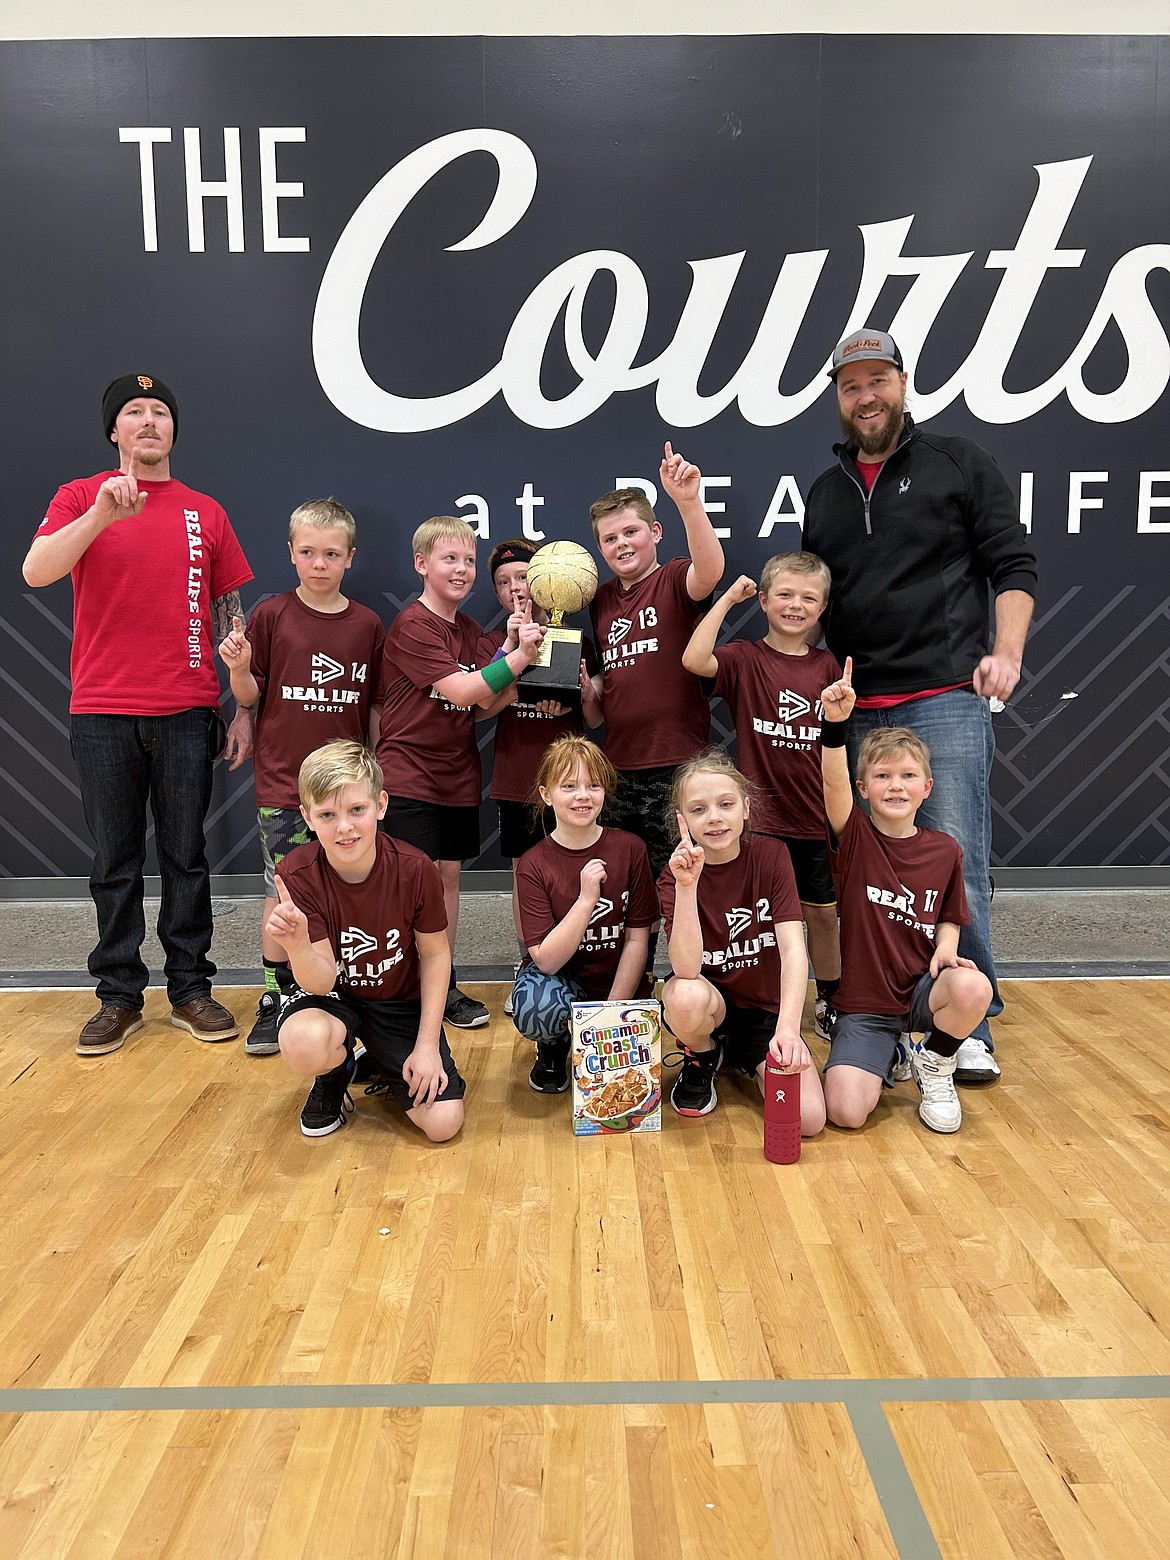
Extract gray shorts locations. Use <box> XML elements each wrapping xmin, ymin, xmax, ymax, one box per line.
<box><xmin>826</xmin><ymin>971</ymin><xmax>936</xmax><ymax>1083</ymax></box>
<box><xmin>258</xmin><ymin>806</ymin><xmax>311</xmax><ymax>895</ymax></box>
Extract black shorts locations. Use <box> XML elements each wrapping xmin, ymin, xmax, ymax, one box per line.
<box><xmin>279</xmin><ymin>990</ymin><xmax>466</xmax><ymax>1109</ymax></box>
<box><xmin>497</xmin><ymin>799</ymin><xmax>554</xmax><ymax>860</ymax></box>
<box><xmin>384</xmin><ymin>795</ymin><xmax>480</xmax><ymax>862</ymax></box>
<box><xmin>711</xmin><ymin>998</ymin><xmax>776</xmax><ymax>1075</ymax></box>
<box><xmin>769</xmin><ymin>835</ymin><xmax>836</xmax><ymax>907</ymax></box>
<box><xmin>602</xmin><ymin>765</ymin><xmax>676</xmax><ymax>882</ymax></box>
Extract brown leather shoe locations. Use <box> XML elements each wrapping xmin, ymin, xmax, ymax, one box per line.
<box><xmin>77</xmin><ymin>1003</ymin><xmax>144</xmax><ymax>1057</ymax></box>
<box><xmin>171</xmin><ymin>994</ymin><xmax>240</xmax><ymax>1043</ymax></box>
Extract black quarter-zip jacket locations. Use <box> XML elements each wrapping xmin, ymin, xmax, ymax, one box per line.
<box><xmin>801</xmin><ymin>415</ymin><xmax>1037</xmax><ymax>699</ymax></box>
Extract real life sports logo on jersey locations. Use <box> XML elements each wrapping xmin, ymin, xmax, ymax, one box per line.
<box><xmin>580</xmin><ymin>889</ymin><xmax>630</xmax><ymax>951</ymax></box>
<box><xmin>866</xmin><ymin>881</ymin><xmax>942</xmax><ymax>939</ymax></box>
<box><xmin>282</xmin><ymin>653</ymin><xmax>368</xmax><ymax>709</ymax></box>
<box><xmin>428</xmin><ymin>662</ymin><xmax>475</xmax><ymax>712</ymax></box>
<box><xmin>702</xmin><ymin>901</ymin><xmax>776</xmax><ymax>972</ymax></box>
<box><xmin>601</xmin><ymin>612</ymin><xmax>658</xmax><ymax>671</ymax></box>
<box><xmin>752</xmin><ymin>690</ymin><xmax>824</xmax><ymax>750</ymax></box>
<box><xmin>339</xmin><ymin>925</ymin><xmax>404</xmax><ymax>985</ymax></box>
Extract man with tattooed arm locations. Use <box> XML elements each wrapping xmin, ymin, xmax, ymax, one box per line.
<box><xmin>23</xmin><ymin>375</ymin><xmax>254</xmax><ymax>1055</ymax></box>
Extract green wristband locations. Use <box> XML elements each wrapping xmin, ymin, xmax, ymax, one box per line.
<box><xmin>482</xmin><ymin>656</ymin><xmax>517</xmax><ymax>694</ymax></box>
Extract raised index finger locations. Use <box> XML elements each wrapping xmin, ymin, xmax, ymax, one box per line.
<box><xmin>274</xmin><ymin>874</ymin><xmax>292</xmax><ymax>904</ymax></box>
<box><xmin>663</xmin><ymin>440</ymin><xmax>675</xmax><ymax>461</ymax></box>
<box><xmin>843</xmin><ymin>655</ymin><xmax>853</xmax><ymax>685</ymax></box>
<box><xmin>231</xmin><ymin>615</ymin><xmax>245</xmax><ymax>635</ymax></box>
<box><xmin>127</xmin><ymin>447</ymin><xmax>143</xmax><ymax>482</ymax></box>
<box><xmin>676</xmin><ymin>810</ymin><xmax>694</xmax><ymax>848</ymax></box>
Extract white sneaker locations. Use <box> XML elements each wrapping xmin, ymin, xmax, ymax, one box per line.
<box><xmin>890</xmin><ymin>1033</ymin><xmax>913</xmax><ymax>1083</ymax></box>
<box><xmin>911</xmin><ymin>1048</ymin><xmax>962</xmax><ymax>1133</ymax></box>
<box><xmin>503</xmin><ymin>962</ymin><xmax>521</xmax><ymax>1018</ymax></box>
<box><xmin>953</xmin><ymin>1036</ymin><xmax>1001</xmax><ymax>1085</ymax></box>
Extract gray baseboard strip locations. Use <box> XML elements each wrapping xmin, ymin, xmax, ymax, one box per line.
<box><xmin>3</xmin><ymin>866</ymin><xmax>1170</xmax><ymax>901</ymax></box>
<box><xmin>4</xmin><ymin>962</ymin><xmax>1169</xmax><ymax>990</ymax></box>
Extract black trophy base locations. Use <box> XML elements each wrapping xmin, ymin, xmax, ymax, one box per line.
<box><xmin>516</xmin><ymin>627</ymin><xmax>582</xmax><ymax>710</ymax></box>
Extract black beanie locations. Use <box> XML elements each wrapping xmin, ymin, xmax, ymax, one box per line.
<box><xmin>102</xmin><ymin>374</ymin><xmax>179</xmax><ymax>444</ymax></box>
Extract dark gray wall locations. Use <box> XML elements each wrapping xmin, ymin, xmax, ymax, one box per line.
<box><xmin>3</xmin><ymin>35</ymin><xmax>1168</xmax><ymax>877</ymax></box>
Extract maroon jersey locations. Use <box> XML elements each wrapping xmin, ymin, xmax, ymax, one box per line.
<box><xmin>830</xmin><ymin>807</ymin><xmax>969</xmax><ymax>1016</ymax></box>
<box><xmin>279</xmin><ymin>833</ymin><xmax>447</xmax><ymax>1001</ymax></box>
<box><xmin>516</xmin><ymin>828</ymin><xmax>659</xmax><ymax>996</ymax></box>
<box><xmin>376</xmin><ymin>601</ymin><xmax>494</xmax><ymax>807</ymax></box>
<box><xmin>657</xmin><ymin>834</ymin><xmax>802</xmax><ymax>1013</ymax></box>
<box><xmin>590</xmin><ymin>556</ymin><xmax>710</xmax><ymax>769</ymax></box>
<box><xmin>485</xmin><ymin>629</ymin><xmax>597</xmax><ymax>803</ymax></box>
<box><xmin>247</xmin><ymin>591</ymin><xmax>385</xmax><ymax>808</ymax></box>
<box><xmin>712</xmin><ymin>640</ymin><xmax>841</xmax><ymax>839</ymax></box>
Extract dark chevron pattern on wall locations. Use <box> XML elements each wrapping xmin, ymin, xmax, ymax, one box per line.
<box><xmin>5</xmin><ymin>583</ymin><xmax>1167</xmax><ymax>876</ymax></box>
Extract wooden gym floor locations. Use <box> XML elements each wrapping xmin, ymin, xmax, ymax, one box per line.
<box><xmin>2</xmin><ymin>978</ymin><xmax>1170</xmax><ymax>1557</ymax></box>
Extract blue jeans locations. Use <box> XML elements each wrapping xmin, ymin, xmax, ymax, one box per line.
<box><xmin>70</xmin><ymin>709</ymin><xmax>221</xmax><ymax>1009</ymax></box>
<box><xmin>848</xmin><ymin>689</ymin><xmax>1002</xmax><ymax>1047</ymax></box>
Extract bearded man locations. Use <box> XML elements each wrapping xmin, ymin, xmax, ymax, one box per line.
<box><xmin>802</xmin><ymin>330</ymin><xmax>1037</xmax><ymax>1084</ymax></box>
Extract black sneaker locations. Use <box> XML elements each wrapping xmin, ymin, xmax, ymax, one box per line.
<box><xmin>445</xmin><ymin>987</ymin><xmax>490</xmax><ymax>1028</ymax></box>
<box><xmin>245</xmin><ymin>990</ymin><xmax>282</xmax><ymax>1056</ymax></box>
<box><xmin>667</xmin><ymin>1042</ymin><xmax>722</xmax><ymax>1117</ymax></box>
<box><xmin>299</xmin><ymin>1052</ymin><xmax>357</xmax><ymax>1138</ymax></box>
<box><xmin>529</xmin><ymin>1040</ymin><xmax>570</xmax><ymax>1094</ymax></box>
<box><xmin>813</xmin><ymin>996</ymin><xmax>835</xmax><ymax>1044</ymax></box>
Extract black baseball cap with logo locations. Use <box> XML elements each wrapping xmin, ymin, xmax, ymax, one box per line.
<box><xmin>828</xmin><ymin>330</ymin><xmax>904</xmax><ymax>380</ymax></box>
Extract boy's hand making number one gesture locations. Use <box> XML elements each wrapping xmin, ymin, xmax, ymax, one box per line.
<box><xmin>659</xmin><ymin>440</ymin><xmax>701</xmax><ymax>506</ymax></box>
<box><xmin>668</xmin><ymin>813</ymin><xmax>705</xmax><ymax>888</ymax></box>
<box><xmin>821</xmin><ymin>655</ymin><xmax>856</xmax><ymax>723</ymax></box>
<box><xmin>265</xmin><ymin>874</ymin><xmax>309</xmax><ymax>951</ymax></box>
<box><xmin>218</xmin><ymin>614</ymin><xmax>252</xmax><ymax>672</ymax></box>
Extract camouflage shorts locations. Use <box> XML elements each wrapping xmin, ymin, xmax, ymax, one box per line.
<box><xmin>257</xmin><ymin>806</ymin><xmax>311</xmax><ymax>895</ymax></box>
<box><xmin>601</xmin><ymin>764</ymin><xmax>677</xmax><ymax>882</ymax></box>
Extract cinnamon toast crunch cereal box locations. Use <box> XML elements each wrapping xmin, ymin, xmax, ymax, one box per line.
<box><xmin>571</xmin><ymin>1000</ymin><xmax>662</xmax><ymax>1136</ymax></box>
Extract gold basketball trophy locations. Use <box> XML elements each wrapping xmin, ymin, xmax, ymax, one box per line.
<box><xmin>517</xmin><ymin>540</ymin><xmax>599</xmax><ymax>710</ymax></box>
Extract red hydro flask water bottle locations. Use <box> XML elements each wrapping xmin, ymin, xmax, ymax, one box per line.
<box><xmin>763</xmin><ymin>1059</ymin><xmax>801</xmax><ymax>1164</ymax></box>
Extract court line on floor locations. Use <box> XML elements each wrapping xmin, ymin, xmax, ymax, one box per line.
<box><xmin>847</xmin><ymin>1398</ymin><xmax>944</xmax><ymax>1560</ymax></box>
<box><xmin>4</xmin><ymin>1373</ymin><xmax>1167</xmax><ymax>1413</ymax></box>
<box><xmin>10</xmin><ymin>1374</ymin><xmax>1166</xmax><ymax>1555</ymax></box>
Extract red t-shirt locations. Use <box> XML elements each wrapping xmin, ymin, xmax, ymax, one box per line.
<box><xmin>855</xmin><ymin>682</ymin><xmax>971</xmax><ymax>710</ymax></box>
<box><xmin>376</xmin><ymin>601</ymin><xmax>495</xmax><ymax>807</ymax></box>
<box><xmin>590</xmin><ymin>556</ymin><xmax>710</xmax><ymax>769</ymax></box>
<box><xmin>35</xmin><ymin>471</ymin><xmax>253</xmax><ymax>715</ymax></box>
<box><xmin>829</xmin><ymin>807</ymin><xmax>969</xmax><ymax>1017</ymax></box>
<box><xmin>657</xmin><ymin>834</ymin><xmax>802</xmax><ymax>1013</ymax></box>
<box><xmin>516</xmin><ymin>828</ymin><xmax>659</xmax><ymax>996</ymax></box>
<box><xmin>278</xmin><ymin>832</ymin><xmax>447</xmax><ymax>1001</ymax></box>
<box><xmin>485</xmin><ymin>628</ymin><xmax>597</xmax><ymax>803</ymax></box>
<box><xmin>712</xmin><ymin>640</ymin><xmax>841</xmax><ymax>839</ymax></box>
<box><xmin>248</xmin><ymin>591</ymin><xmax>385</xmax><ymax>809</ymax></box>
<box><xmin>856</xmin><ymin>458</ymin><xmax>883</xmax><ymax>493</ymax></box>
